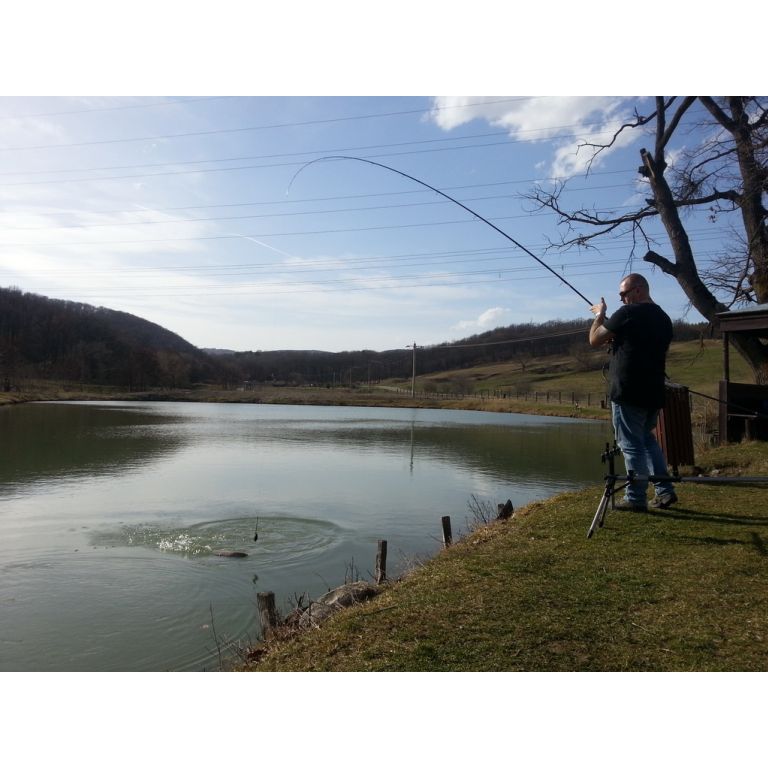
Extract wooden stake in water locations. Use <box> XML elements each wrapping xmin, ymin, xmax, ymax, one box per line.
<box><xmin>257</xmin><ymin>591</ymin><xmax>278</xmax><ymax>639</ymax></box>
<box><xmin>375</xmin><ymin>540</ymin><xmax>388</xmax><ymax>584</ymax></box>
<box><xmin>441</xmin><ymin>516</ymin><xmax>452</xmax><ymax>548</ymax></box>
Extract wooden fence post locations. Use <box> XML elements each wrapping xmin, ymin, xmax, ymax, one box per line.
<box><xmin>496</xmin><ymin>499</ymin><xmax>514</xmax><ymax>520</ymax></box>
<box><xmin>375</xmin><ymin>539</ymin><xmax>388</xmax><ymax>584</ymax></box>
<box><xmin>441</xmin><ymin>516</ymin><xmax>453</xmax><ymax>548</ymax></box>
<box><xmin>257</xmin><ymin>591</ymin><xmax>278</xmax><ymax>639</ymax></box>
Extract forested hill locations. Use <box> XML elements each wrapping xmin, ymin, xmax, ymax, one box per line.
<box><xmin>0</xmin><ymin>286</ymin><xmax>221</xmax><ymax>389</ymax></box>
<box><xmin>1</xmin><ymin>286</ymin><xmax>711</xmax><ymax>391</ymax></box>
<box><xmin>225</xmin><ymin>318</ymin><xmax>709</xmax><ymax>386</ymax></box>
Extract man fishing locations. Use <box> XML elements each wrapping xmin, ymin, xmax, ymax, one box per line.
<box><xmin>589</xmin><ymin>273</ymin><xmax>677</xmax><ymax>511</ymax></box>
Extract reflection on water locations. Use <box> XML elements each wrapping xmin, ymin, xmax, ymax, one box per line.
<box><xmin>0</xmin><ymin>402</ymin><xmax>186</xmax><ymax>492</ymax></box>
<box><xmin>0</xmin><ymin>401</ymin><xmax>610</xmax><ymax>671</ymax></box>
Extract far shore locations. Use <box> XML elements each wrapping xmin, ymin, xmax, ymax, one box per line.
<box><xmin>0</xmin><ymin>383</ymin><xmax>611</xmax><ymax>421</ymax></box>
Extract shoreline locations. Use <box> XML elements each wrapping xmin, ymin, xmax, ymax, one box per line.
<box><xmin>0</xmin><ymin>385</ymin><xmax>611</xmax><ymax>421</ymax></box>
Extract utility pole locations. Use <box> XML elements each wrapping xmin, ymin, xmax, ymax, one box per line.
<box><xmin>408</xmin><ymin>341</ymin><xmax>417</xmax><ymax>398</ymax></box>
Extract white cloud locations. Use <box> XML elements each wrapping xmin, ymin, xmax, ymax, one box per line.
<box><xmin>452</xmin><ymin>306</ymin><xmax>510</xmax><ymax>333</ymax></box>
<box><xmin>430</xmin><ymin>96</ymin><xmax>645</xmax><ymax>178</ymax></box>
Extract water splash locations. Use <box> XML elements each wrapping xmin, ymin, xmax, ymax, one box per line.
<box><xmin>90</xmin><ymin>516</ymin><xmax>344</xmax><ymax>564</ymax></box>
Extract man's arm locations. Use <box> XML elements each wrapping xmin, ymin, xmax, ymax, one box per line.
<box><xmin>589</xmin><ymin>297</ymin><xmax>615</xmax><ymax>348</ymax></box>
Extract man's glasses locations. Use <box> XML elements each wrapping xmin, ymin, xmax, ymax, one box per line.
<box><xmin>619</xmin><ymin>287</ymin><xmax>636</xmax><ymax>299</ymax></box>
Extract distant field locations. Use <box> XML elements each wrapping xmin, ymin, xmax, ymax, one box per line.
<box><xmin>406</xmin><ymin>338</ymin><xmax>750</xmax><ymax>400</ymax></box>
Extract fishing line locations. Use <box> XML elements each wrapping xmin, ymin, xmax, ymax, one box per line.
<box><xmin>286</xmin><ymin>155</ymin><xmax>595</xmax><ymax>306</ymax></box>
<box><xmin>289</xmin><ymin>157</ymin><xmax>764</xmax><ymax>419</ymax></box>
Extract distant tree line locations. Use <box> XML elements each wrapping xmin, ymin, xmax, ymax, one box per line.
<box><xmin>224</xmin><ymin>318</ymin><xmax>711</xmax><ymax>387</ymax></box>
<box><xmin>0</xmin><ymin>286</ymin><xmax>712</xmax><ymax>391</ymax></box>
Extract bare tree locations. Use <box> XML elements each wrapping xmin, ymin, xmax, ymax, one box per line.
<box><xmin>528</xmin><ymin>96</ymin><xmax>768</xmax><ymax>382</ymax></box>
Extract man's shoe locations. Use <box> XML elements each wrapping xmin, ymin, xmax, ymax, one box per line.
<box><xmin>651</xmin><ymin>491</ymin><xmax>678</xmax><ymax>509</ymax></box>
<box><xmin>614</xmin><ymin>500</ymin><xmax>648</xmax><ymax>512</ymax></box>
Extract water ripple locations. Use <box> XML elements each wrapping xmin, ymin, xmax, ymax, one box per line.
<box><xmin>90</xmin><ymin>516</ymin><xmax>345</xmax><ymax>566</ymax></box>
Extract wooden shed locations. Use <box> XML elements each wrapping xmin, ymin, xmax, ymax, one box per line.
<box><xmin>717</xmin><ymin>304</ymin><xmax>768</xmax><ymax>443</ymax></box>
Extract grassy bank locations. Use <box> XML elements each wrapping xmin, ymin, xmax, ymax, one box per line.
<box><xmin>241</xmin><ymin>442</ymin><xmax>768</xmax><ymax>672</ymax></box>
<box><xmin>6</xmin><ymin>378</ymin><xmax>609</xmax><ymax>418</ymax></box>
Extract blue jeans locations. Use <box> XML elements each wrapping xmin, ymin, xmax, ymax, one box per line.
<box><xmin>611</xmin><ymin>402</ymin><xmax>675</xmax><ymax>504</ymax></box>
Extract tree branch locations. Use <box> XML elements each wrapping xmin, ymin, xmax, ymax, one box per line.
<box><xmin>577</xmin><ymin>102</ymin><xmax>672</xmax><ymax>174</ymax></box>
<box><xmin>698</xmin><ymin>97</ymin><xmax>736</xmax><ymax>131</ymax></box>
<box><xmin>644</xmin><ymin>250</ymin><xmax>679</xmax><ymax>276</ymax></box>
<box><xmin>659</xmin><ymin>97</ymin><xmax>697</xmax><ymax>150</ymax></box>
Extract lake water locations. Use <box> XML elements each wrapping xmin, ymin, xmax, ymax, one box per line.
<box><xmin>0</xmin><ymin>401</ymin><xmax>610</xmax><ymax>671</ymax></box>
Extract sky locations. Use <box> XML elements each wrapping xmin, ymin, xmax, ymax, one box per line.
<box><xmin>0</xmin><ymin>3</ymin><xmax>758</xmax><ymax>356</ymax></box>
<box><xmin>0</xmin><ymin>92</ymin><xmax>744</xmax><ymax>353</ymax></box>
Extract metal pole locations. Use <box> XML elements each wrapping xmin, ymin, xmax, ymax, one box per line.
<box><xmin>411</xmin><ymin>342</ymin><xmax>416</xmax><ymax>398</ymax></box>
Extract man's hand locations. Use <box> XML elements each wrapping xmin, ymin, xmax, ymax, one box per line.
<box><xmin>590</xmin><ymin>297</ymin><xmax>607</xmax><ymax>319</ymax></box>
<box><xmin>589</xmin><ymin>297</ymin><xmax>613</xmax><ymax>348</ymax></box>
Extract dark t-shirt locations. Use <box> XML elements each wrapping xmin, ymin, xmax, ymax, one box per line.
<box><xmin>603</xmin><ymin>303</ymin><xmax>673</xmax><ymax>408</ymax></box>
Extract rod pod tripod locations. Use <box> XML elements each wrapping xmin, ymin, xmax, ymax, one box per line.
<box><xmin>587</xmin><ymin>442</ymin><xmax>624</xmax><ymax>539</ymax></box>
<box><xmin>587</xmin><ymin>441</ymin><xmax>768</xmax><ymax>538</ymax></box>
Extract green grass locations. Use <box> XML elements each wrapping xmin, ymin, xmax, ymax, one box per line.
<box><xmin>242</xmin><ymin>441</ymin><xmax>768</xmax><ymax>671</ymax></box>
<box><xmin>413</xmin><ymin>339</ymin><xmax>752</xmax><ymax>401</ymax></box>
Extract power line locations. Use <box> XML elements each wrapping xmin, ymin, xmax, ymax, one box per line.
<box><xmin>0</xmin><ymin>128</ymin><xmax>515</xmax><ymax>177</ymax></box>
<box><xmin>43</xmin><ymin>257</ymin><xmax>631</xmax><ymax>295</ymax></box>
<box><xmin>2</xmin><ymin>186</ymin><xmax>647</xmax><ymax>232</ymax></box>
<box><xmin>0</xmin><ymin>114</ymin><xmax>656</xmax><ymax>180</ymax></box>
<box><xmin>0</xmin><ymin>96</ymin><xmax>231</xmax><ymax>121</ymax></box>
<box><xmin>0</xmin><ymin>130</ymin><xmax>623</xmax><ymax>188</ymax></box>
<box><xmin>0</xmin><ymin>97</ymin><xmax>535</xmax><ymax>152</ymax></box>
<box><xmin>0</xmin><ymin>244</ymin><xmax>728</xmax><ymax>282</ymax></box>
<box><xmin>33</xmin><ymin>267</ymin><xmax>630</xmax><ymax>300</ymax></box>
<box><xmin>0</xmin><ymin>169</ymin><xmax>636</xmax><ymax>218</ymax></box>
<box><xmin>0</xmin><ymin>210</ymin><xmax>738</xmax><ymax>249</ymax></box>
<box><xmin>0</xmin><ymin>247</ymin><xmax>728</xmax><ymax>293</ymax></box>
<box><xmin>423</xmin><ymin>327</ymin><xmax>588</xmax><ymax>350</ymax></box>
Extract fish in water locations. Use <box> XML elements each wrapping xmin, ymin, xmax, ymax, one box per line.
<box><xmin>214</xmin><ymin>550</ymin><xmax>248</xmax><ymax>558</ymax></box>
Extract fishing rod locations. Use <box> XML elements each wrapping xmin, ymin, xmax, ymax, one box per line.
<box><xmin>288</xmin><ymin>155</ymin><xmax>766</xmax><ymax>420</ymax></box>
<box><xmin>684</xmin><ymin>385</ymin><xmax>762</xmax><ymax>418</ymax></box>
<box><xmin>286</xmin><ymin>155</ymin><xmax>595</xmax><ymax>307</ymax></box>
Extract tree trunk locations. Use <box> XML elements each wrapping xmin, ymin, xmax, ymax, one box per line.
<box><xmin>641</xmin><ymin>107</ymin><xmax>768</xmax><ymax>384</ymax></box>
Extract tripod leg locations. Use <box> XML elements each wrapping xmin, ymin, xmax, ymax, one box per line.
<box><xmin>587</xmin><ymin>485</ymin><xmax>611</xmax><ymax>539</ymax></box>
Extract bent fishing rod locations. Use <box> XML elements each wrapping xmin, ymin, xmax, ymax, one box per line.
<box><xmin>287</xmin><ymin>155</ymin><xmax>595</xmax><ymax>307</ymax></box>
<box><xmin>289</xmin><ymin>155</ymin><xmax>762</xmax><ymax>418</ymax></box>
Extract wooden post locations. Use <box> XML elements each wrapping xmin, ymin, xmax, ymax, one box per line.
<box><xmin>375</xmin><ymin>540</ymin><xmax>387</xmax><ymax>584</ymax></box>
<box><xmin>441</xmin><ymin>515</ymin><xmax>453</xmax><ymax>548</ymax></box>
<box><xmin>257</xmin><ymin>591</ymin><xmax>278</xmax><ymax>639</ymax></box>
<box><xmin>496</xmin><ymin>499</ymin><xmax>514</xmax><ymax>520</ymax></box>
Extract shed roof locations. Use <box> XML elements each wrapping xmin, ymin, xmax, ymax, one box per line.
<box><xmin>716</xmin><ymin>304</ymin><xmax>768</xmax><ymax>334</ymax></box>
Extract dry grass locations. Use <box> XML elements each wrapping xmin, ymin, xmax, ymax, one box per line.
<box><xmin>240</xmin><ymin>441</ymin><xmax>768</xmax><ymax>672</ymax></box>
